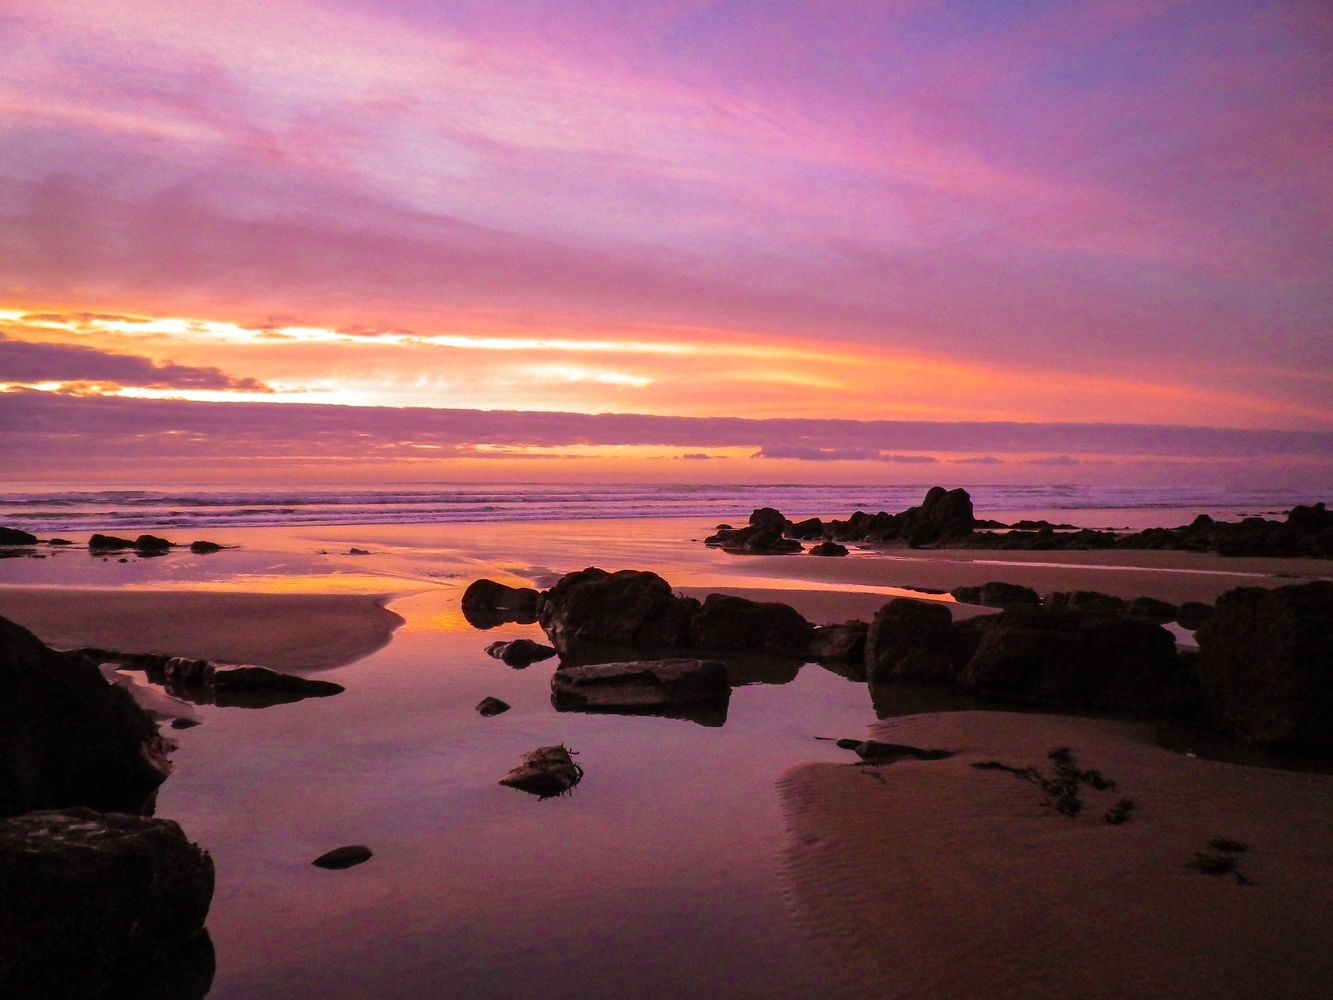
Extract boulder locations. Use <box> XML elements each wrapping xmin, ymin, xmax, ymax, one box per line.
<box><xmin>134</xmin><ymin>534</ymin><xmax>174</xmax><ymax>554</ymax></box>
<box><xmin>0</xmin><ymin>808</ymin><xmax>213</xmax><ymax>997</ymax></box>
<box><xmin>1176</xmin><ymin>601</ymin><xmax>1214</xmax><ymax>630</ymax></box>
<box><xmin>461</xmin><ymin>578</ymin><xmax>541</xmax><ymax>628</ymax></box>
<box><xmin>865</xmin><ymin>599</ymin><xmax>976</xmax><ymax>684</ymax></box>
<box><xmin>89</xmin><ymin>533</ymin><xmax>137</xmax><ymax>551</ymax></box>
<box><xmin>1</xmin><ymin>616</ymin><xmax>171</xmax><ymax>818</ymax></box>
<box><xmin>809</xmin><ymin>541</ymin><xmax>849</xmax><ymax>557</ymax></box>
<box><xmin>902</xmin><ymin>486</ymin><xmax>976</xmax><ymax>546</ymax></box>
<box><xmin>189</xmin><ymin>540</ymin><xmax>223</xmax><ymax>554</ymax></box>
<box><xmin>0</xmin><ymin>527</ymin><xmax>37</xmax><ymax>545</ymax></box>
<box><xmin>1044</xmin><ymin>590</ymin><xmax>1128</xmax><ymax>615</ymax></box>
<box><xmin>806</xmin><ymin>622</ymin><xmax>868</xmax><ymax>664</ymax></box>
<box><xmin>950</xmin><ymin>582</ymin><xmax>1040</xmax><ymax>608</ymax></box>
<box><xmin>552</xmin><ymin>659</ymin><xmax>729</xmax><ymax>709</ymax></box>
<box><xmin>498</xmin><ymin>745</ymin><xmax>583</xmax><ymax>799</ymax></box>
<box><xmin>705</xmin><ymin>508</ymin><xmax>802</xmax><ymax>553</ymax></box>
<box><xmin>958</xmin><ymin>606</ymin><xmax>1180</xmax><ymax>713</ymax></box>
<box><xmin>485</xmin><ymin>638</ymin><xmax>557</xmax><ymax>668</ymax></box>
<box><xmin>787</xmin><ymin>517</ymin><xmax>826</xmax><ymax>540</ymax></box>
<box><xmin>1194</xmin><ymin>582</ymin><xmax>1333</xmax><ymax>752</ymax></box>
<box><xmin>688</xmin><ymin>593</ymin><xmax>811</xmax><ymax>657</ymax></box>
<box><xmin>1127</xmin><ymin>596</ymin><xmax>1178</xmax><ymax>622</ymax></box>
<box><xmin>537</xmin><ymin>568</ymin><xmax>699</xmax><ymax>657</ymax></box>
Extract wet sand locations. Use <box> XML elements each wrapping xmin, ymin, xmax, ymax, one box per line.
<box><xmin>779</xmin><ymin>712</ymin><xmax>1333</xmax><ymax>1000</ymax></box>
<box><xmin>0</xmin><ymin>587</ymin><xmax>404</xmax><ymax>671</ymax></box>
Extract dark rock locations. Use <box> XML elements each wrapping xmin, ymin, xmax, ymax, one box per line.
<box><xmin>347</xmin><ymin>548</ymin><xmax>370</xmax><ymax>555</ymax></box>
<box><xmin>748</xmin><ymin>507</ymin><xmax>791</xmax><ymax>533</ymax></box>
<box><xmin>48</xmin><ymin>538</ymin><xmax>73</xmax><ymax>546</ymax></box>
<box><xmin>498</xmin><ymin>745</ymin><xmax>583</xmax><ymax>799</ymax></box>
<box><xmin>865</xmin><ymin>599</ymin><xmax>977</xmax><ymax>684</ymax></box>
<box><xmin>135</xmin><ymin>534</ymin><xmax>174</xmax><ymax>554</ymax></box>
<box><xmin>1176</xmin><ymin>601</ymin><xmax>1214</xmax><ymax>630</ymax></box>
<box><xmin>1195</xmin><ymin>582</ymin><xmax>1333</xmax><ymax>752</ymax></box>
<box><xmin>903</xmin><ymin>486</ymin><xmax>975</xmax><ymax>546</ymax></box>
<box><xmin>312</xmin><ymin>845</ymin><xmax>372</xmax><ymax>870</ymax></box>
<box><xmin>959</xmin><ymin>606</ymin><xmax>1180</xmax><ymax>713</ymax></box>
<box><xmin>806</xmin><ymin>622</ymin><xmax>868</xmax><ymax>663</ymax></box>
<box><xmin>552</xmin><ymin>659</ymin><xmax>729</xmax><ymax>710</ymax></box>
<box><xmin>0</xmin><ymin>527</ymin><xmax>37</xmax><ymax>545</ymax></box>
<box><xmin>485</xmin><ymin>638</ymin><xmax>557</xmax><ymax>668</ymax></box>
<box><xmin>705</xmin><ymin>508</ymin><xmax>802</xmax><ymax>553</ymax></box>
<box><xmin>1045</xmin><ymin>590</ymin><xmax>1128</xmax><ymax>615</ymax></box>
<box><xmin>89</xmin><ymin>533</ymin><xmax>137</xmax><ymax>551</ymax></box>
<box><xmin>476</xmin><ymin>696</ymin><xmax>510</xmax><ymax>717</ymax></box>
<box><xmin>0</xmin><ymin>808</ymin><xmax>213</xmax><ymax>997</ymax></box>
<box><xmin>537</xmin><ymin>568</ymin><xmax>699</xmax><ymax>657</ymax></box>
<box><xmin>950</xmin><ymin>582</ymin><xmax>1040</xmax><ymax>608</ymax></box>
<box><xmin>461</xmin><ymin>578</ymin><xmax>541</xmax><ymax>628</ymax></box>
<box><xmin>170</xmin><ymin>718</ymin><xmax>201</xmax><ymax>730</ymax></box>
<box><xmin>160</xmin><ymin>657</ymin><xmax>343</xmax><ymax>707</ymax></box>
<box><xmin>788</xmin><ymin>517</ymin><xmax>826</xmax><ymax>540</ymax></box>
<box><xmin>810</xmin><ymin>541</ymin><xmax>849</xmax><ymax>557</ymax></box>
<box><xmin>1128</xmin><ymin>596</ymin><xmax>1178</xmax><ymax>622</ymax></box>
<box><xmin>689</xmin><ymin>593</ymin><xmax>811</xmax><ymax>657</ymax></box>
<box><xmin>189</xmin><ymin>540</ymin><xmax>223</xmax><ymax>554</ymax></box>
<box><xmin>1</xmin><ymin>616</ymin><xmax>171</xmax><ymax>818</ymax></box>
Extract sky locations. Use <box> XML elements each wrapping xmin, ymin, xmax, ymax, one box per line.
<box><xmin>1</xmin><ymin>0</ymin><xmax>1330</xmax><ymax>486</ymax></box>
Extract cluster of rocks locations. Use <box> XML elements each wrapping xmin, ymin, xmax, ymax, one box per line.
<box><xmin>465</xmin><ymin>568</ymin><xmax>1333</xmax><ymax>757</ymax></box>
<box><xmin>76</xmin><ymin>648</ymin><xmax>346</xmax><ymax>708</ymax></box>
<box><xmin>0</xmin><ymin>616</ymin><xmax>215</xmax><ymax>997</ymax></box>
<box><xmin>0</xmin><ymin>527</ymin><xmax>226</xmax><ymax>556</ymax></box>
<box><xmin>699</xmin><ymin>488</ymin><xmax>1333</xmax><ymax>558</ymax></box>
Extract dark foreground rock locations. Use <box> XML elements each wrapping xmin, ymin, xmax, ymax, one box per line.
<box><xmin>1195</xmin><ymin>581</ymin><xmax>1333</xmax><ymax>753</ymax></box>
<box><xmin>499</xmin><ymin>745</ymin><xmax>583</xmax><ymax>799</ymax></box>
<box><xmin>806</xmin><ymin>622</ymin><xmax>868</xmax><ymax>664</ymax></box>
<box><xmin>485</xmin><ymin>638</ymin><xmax>557</xmax><ymax>667</ymax></box>
<box><xmin>809</xmin><ymin>541</ymin><xmax>849</xmax><ymax>557</ymax></box>
<box><xmin>0</xmin><ymin>808</ymin><xmax>214</xmax><ymax>998</ymax></box>
<box><xmin>312</xmin><ymin>845</ymin><xmax>372</xmax><ymax>870</ymax></box>
<box><xmin>689</xmin><ymin>593</ymin><xmax>811</xmax><ymax>657</ymax></box>
<box><xmin>0</xmin><ymin>526</ymin><xmax>37</xmax><ymax>545</ymax></box>
<box><xmin>461</xmin><ymin>578</ymin><xmax>541</xmax><ymax>628</ymax></box>
<box><xmin>866</xmin><ymin>599</ymin><xmax>981</xmax><ymax>684</ymax></box>
<box><xmin>552</xmin><ymin>659</ymin><xmax>729</xmax><ymax>710</ymax></box>
<box><xmin>958</xmin><ymin>606</ymin><xmax>1182</xmax><ymax>714</ymax></box>
<box><xmin>89</xmin><ymin>533</ymin><xmax>138</xmax><ymax>551</ymax></box>
<box><xmin>950</xmin><ymin>582</ymin><xmax>1040</xmax><ymax>608</ymax></box>
<box><xmin>1</xmin><ymin>616</ymin><xmax>171</xmax><ymax>818</ymax></box>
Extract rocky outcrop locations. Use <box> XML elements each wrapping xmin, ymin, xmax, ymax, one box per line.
<box><xmin>958</xmin><ymin>607</ymin><xmax>1181</xmax><ymax>714</ymax></box>
<box><xmin>485</xmin><ymin>638</ymin><xmax>557</xmax><ymax>667</ymax></box>
<box><xmin>536</xmin><ymin>568</ymin><xmax>700</xmax><ymax>657</ymax></box>
<box><xmin>0</xmin><ymin>808</ymin><xmax>213</xmax><ymax>997</ymax></box>
<box><xmin>1194</xmin><ymin>582</ymin><xmax>1333</xmax><ymax>753</ymax></box>
<box><xmin>950</xmin><ymin>582</ymin><xmax>1040</xmax><ymax>608</ymax></box>
<box><xmin>0</xmin><ymin>527</ymin><xmax>37</xmax><ymax>545</ymax></box>
<box><xmin>865</xmin><ymin>599</ymin><xmax>980</xmax><ymax>684</ymax></box>
<box><xmin>809</xmin><ymin>541</ymin><xmax>849</xmax><ymax>557</ymax></box>
<box><xmin>1</xmin><ymin>616</ymin><xmax>171</xmax><ymax>818</ymax></box>
<box><xmin>552</xmin><ymin>659</ymin><xmax>729</xmax><ymax>710</ymax></box>
<box><xmin>704</xmin><ymin>507</ymin><xmax>802</xmax><ymax>553</ymax></box>
<box><xmin>498</xmin><ymin>745</ymin><xmax>583</xmax><ymax>799</ymax></box>
<box><xmin>461</xmin><ymin>578</ymin><xmax>541</xmax><ymax>628</ymax></box>
<box><xmin>689</xmin><ymin>594</ymin><xmax>811</xmax><ymax>657</ymax></box>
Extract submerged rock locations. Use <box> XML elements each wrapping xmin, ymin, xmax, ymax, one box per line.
<box><xmin>552</xmin><ymin>658</ymin><xmax>729</xmax><ymax>710</ymax></box>
<box><xmin>0</xmin><ymin>808</ymin><xmax>213</xmax><ymax>997</ymax></box>
<box><xmin>485</xmin><ymin>638</ymin><xmax>557</xmax><ymax>668</ymax></box>
<box><xmin>822</xmin><ymin>738</ymin><xmax>953</xmax><ymax>764</ymax></box>
<box><xmin>312</xmin><ymin>845</ymin><xmax>372</xmax><ymax>870</ymax></box>
<box><xmin>1195</xmin><ymin>581</ymin><xmax>1333</xmax><ymax>753</ymax></box>
<box><xmin>499</xmin><ymin>745</ymin><xmax>583</xmax><ymax>799</ymax></box>
<box><xmin>161</xmin><ymin>657</ymin><xmax>344</xmax><ymax>707</ymax></box>
<box><xmin>1</xmin><ymin>615</ymin><xmax>171</xmax><ymax>818</ymax></box>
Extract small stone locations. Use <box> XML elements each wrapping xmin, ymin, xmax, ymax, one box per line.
<box><xmin>476</xmin><ymin>696</ymin><xmax>511</xmax><ymax>717</ymax></box>
<box><xmin>312</xmin><ymin>845</ymin><xmax>372</xmax><ymax>869</ymax></box>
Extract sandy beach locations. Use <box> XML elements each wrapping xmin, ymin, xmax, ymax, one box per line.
<box><xmin>779</xmin><ymin>711</ymin><xmax>1333</xmax><ymax>1000</ymax></box>
<box><xmin>2</xmin><ymin>512</ymin><xmax>1330</xmax><ymax>999</ymax></box>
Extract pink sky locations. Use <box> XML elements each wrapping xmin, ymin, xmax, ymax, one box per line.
<box><xmin>1</xmin><ymin>1</ymin><xmax>1330</xmax><ymax>485</ymax></box>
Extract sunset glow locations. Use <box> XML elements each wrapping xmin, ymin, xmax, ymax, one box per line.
<box><xmin>2</xmin><ymin>1</ymin><xmax>1329</xmax><ymax>485</ymax></box>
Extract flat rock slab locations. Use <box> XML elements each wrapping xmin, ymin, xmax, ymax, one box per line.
<box><xmin>552</xmin><ymin>658</ymin><xmax>729</xmax><ymax>708</ymax></box>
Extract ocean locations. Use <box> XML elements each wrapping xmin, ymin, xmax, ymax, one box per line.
<box><xmin>0</xmin><ymin>482</ymin><xmax>1323</xmax><ymax>534</ymax></box>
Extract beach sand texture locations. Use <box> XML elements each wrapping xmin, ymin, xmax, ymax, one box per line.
<box><xmin>780</xmin><ymin>711</ymin><xmax>1333</xmax><ymax>1000</ymax></box>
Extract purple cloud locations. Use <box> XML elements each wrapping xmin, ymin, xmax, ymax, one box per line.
<box><xmin>0</xmin><ymin>334</ymin><xmax>271</xmax><ymax>392</ymax></box>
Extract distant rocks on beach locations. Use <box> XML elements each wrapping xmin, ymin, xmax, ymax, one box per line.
<box><xmin>699</xmin><ymin>488</ymin><xmax>1333</xmax><ymax>558</ymax></box>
